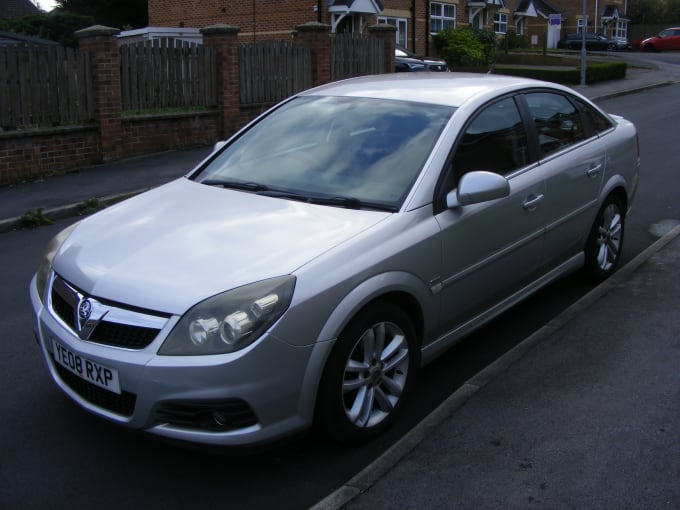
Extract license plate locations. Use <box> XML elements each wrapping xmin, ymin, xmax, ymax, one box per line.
<box><xmin>52</xmin><ymin>339</ymin><xmax>121</xmax><ymax>395</ymax></box>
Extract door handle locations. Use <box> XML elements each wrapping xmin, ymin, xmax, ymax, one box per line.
<box><xmin>522</xmin><ymin>194</ymin><xmax>544</xmax><ymax>211</ymax></box>
<box><xmin>587</xmin><ymin>163</ymin><xmax>603</xmax><ymax>178</ymax></box>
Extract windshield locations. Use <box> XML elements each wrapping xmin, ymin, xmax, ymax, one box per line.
<box><xmin>194</xmin><ymin>96</ymin><xmax>454</xmax><ymax>210</ymax></box>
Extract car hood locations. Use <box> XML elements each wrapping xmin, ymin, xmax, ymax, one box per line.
<box><xmin>53</xmin><ymin>178</ymin><xmax>390</xmax><ymax>314</ymax></box>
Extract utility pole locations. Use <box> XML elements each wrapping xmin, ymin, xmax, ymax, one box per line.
<box><xmin>581</xmin><ymin>0</ymin><xmax>587</xmax><ymax>85</ymax></box>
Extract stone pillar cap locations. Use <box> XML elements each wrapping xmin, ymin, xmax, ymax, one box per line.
<box><xmin>200</xmin><ymin>24</ymin><xmax>241</xmax><ymax>35</ymax></box>
<box><xmin>75</xmin><ymin>25</ymin><xmax>120</xmax><ymax>38</ymax></box>
<box><xmin>296</xmin><ymin>22</ymin><xmax>332</xmax><ymax>32</ymax></box>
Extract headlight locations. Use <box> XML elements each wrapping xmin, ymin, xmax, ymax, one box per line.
<box><xmin>35</xmin><ymin>222</ymin><xmax>80</xmax><ymax>303</ymax></box>
<box><xmin>159</xmin><ymin>276</ymin><xmax>296</xmax><ymax>356</ymax></box>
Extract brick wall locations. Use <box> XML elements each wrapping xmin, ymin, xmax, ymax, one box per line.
<box><xmin>0</xmin><ymin>128</ymin><xmax>99</xmax><ymax>186</ymax></box>
<box><xmin>148</xmin><ymin>0</ymin><xmax>318</xmax><ymax>40</ymax></box>
<box><xmin>121</xmin><ymin>113</ymin><xmax>220</xmax><ymax>157</ymax></box>
<box><xmin>0</xmin><ymin>22</ymin><xmax>392</xmax><ymax>186</ymax></box>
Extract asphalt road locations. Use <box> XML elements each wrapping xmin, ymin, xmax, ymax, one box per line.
<box><xmin>1</xmin><ymin>83</ymin><xmax>679</xmax><ymax>510</ymax></box>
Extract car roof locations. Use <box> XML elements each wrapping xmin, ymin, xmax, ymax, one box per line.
<box><xmin>301</xmin><ymin>73</ymin><xmax>555</xmax><ymax>108</ymax></box>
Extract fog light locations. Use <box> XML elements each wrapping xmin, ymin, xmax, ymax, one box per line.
<box><xmin>212</xmin><ymin>411</ymin><xmax>229</xmax><ymax>427</ymax></box>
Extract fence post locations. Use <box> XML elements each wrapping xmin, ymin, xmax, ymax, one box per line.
<box><xmin>294</xmin><ymin>22</ymin><xmax>331</xmax><ymax>86</ymax></box>
<box><xmin>201</xmin><ymin>24</ymin><xmax>240</xmax><ymax>140</ymax></box>
<box><xmin>75</xmin><ymin>25</ymin><xmax>123</xmax><ymax>162</ymax></box>
<box><xmin>368</xmin><ymin>25</ymin><xmax>396</xmax><ymax>74</ymax></box>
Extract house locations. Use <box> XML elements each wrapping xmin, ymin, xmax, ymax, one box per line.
<box><xmin>147</xmin><ymin>1</ymin><xmax>630</xmax><ymax>53</ymax></box>
<box><xmin>0</xmin><ymin>0</ymin><xmax>40</xmax><ymax>19</ymax></box>
<box><xmin>0</xmin><ymin>29</ymin><xmax>59</xmax><ymax>46</ymax></box>
<box><xmin>116</xmin><ymin>26</ymin><xmax>202</xmax><ymax>47</ymax></box>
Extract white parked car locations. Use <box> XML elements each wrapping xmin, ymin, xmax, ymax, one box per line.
<box><xmin>31</xmin><ymin>74</ymin><xmax>640</xmax><ymax>446</ymax></box>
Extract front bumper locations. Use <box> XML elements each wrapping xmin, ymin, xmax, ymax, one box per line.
<box><xmin>30</xmin><ymin>275</ymin><xmax>318</xmax><ymax>446</ymax></box>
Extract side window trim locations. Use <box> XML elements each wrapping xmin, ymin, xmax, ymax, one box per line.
<box><xmin>520</xmin><ymin>89</ymin><xmax>589</xmax><ymax>159</ymax></box>
<box><xmin>433</xmin><ymin>94</ymin><xmax>537</xmax><ymax>214</ymax></box>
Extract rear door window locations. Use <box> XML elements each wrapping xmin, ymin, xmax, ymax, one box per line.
<box><xmin>524</xmin><ymin>92</ymin><xmax>586</xmax><ymax>157</ymax></box>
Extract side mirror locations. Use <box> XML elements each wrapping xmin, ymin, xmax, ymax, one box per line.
<box><xmin>446</xmin><ymin>171</ymin><xmax>510</xmax><ymax>209</ymax></box>
<box><xmin>213</xmin><ymin>140</ymin><xmax>227</xmax><ymax>153</ymax></box>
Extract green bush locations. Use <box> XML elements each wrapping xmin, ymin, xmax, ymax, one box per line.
<box><xmin>494</xmin><ymin>61</ymin><xmax>628</xmax><ymax>85</ymax></box>
<box><xmin>498</xmin><ymin>30</ymin><xmax>530</xmax><ymax>50</ymax></box>
<box><xmin>20</xmin><ymin>208</ymin><xmax>52</xmax><ymax>228</ymax></box>
<box><xmin>433</xmin><ymin>28</ymin><xmax>491</xmax><ymax>67</ymax></box>
<box><xmin>586</xmin><ymin>61</ymin><xmax>628</xmax><ymax>82</ymax></box>
<box><xmin>469</xmin><ymin>28</ymin><xmax>497</xmax><ymax>63</ymax></box>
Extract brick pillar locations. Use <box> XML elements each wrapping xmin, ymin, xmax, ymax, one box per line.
<box><xmin>75</xmin><ymin>25</ymin><xmax>123</xmax><ymax>162</ymax></box>
<box><xmin>294</xmin><ymin>22</ymin><xmax>331</xmax><ymax>87</ymax></box>
<box><xmin>368</xmin><ymin>25</ymin><xmax>396</xmax><ymax>74</ymax></box>
<box><xmin>201</xmin><ymin>24</ymin><xmax>240</xmax><ymax>139</ymax></box>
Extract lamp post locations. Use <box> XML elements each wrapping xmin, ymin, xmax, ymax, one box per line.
<box><xmin>581</xmin><ymin>0</ymin><xmax>587</xmax><ymax>85</ymax></box>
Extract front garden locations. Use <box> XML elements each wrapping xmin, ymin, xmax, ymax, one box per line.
<box><xmin>433</xmin><ymin>28</ymin><xmax>627</xmax><ymax>85</ymax></box>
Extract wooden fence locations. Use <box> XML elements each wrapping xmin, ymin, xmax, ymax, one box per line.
<box><xmin>239</xmin><ymin>41</ymin><xmax>313</xmax><ymax>106</ymax></box>
<box><xmin>0</xmin><ymin>45</ymin><xmax>93</xmax><ymax>130</ymax></box>
<box><xmin>331</xmin><ymin>33</ymin><xmax>385</xmax><ymax>81</ymax></box>
<box><xmin>119</xmin><ymin>38</ymin><xmax>217</xmax><ymax>113</ymax></box>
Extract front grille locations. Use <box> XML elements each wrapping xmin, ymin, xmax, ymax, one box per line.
<box><xmin>53</xmin><ymin>358</ymin><xmax>136</xmax><ymax>417</ymax></box>
<box><xmin>88</xmin><ymin>321</ymin><xmax>160</xmax><ymax>349</ymax></box>
<box><xmin>155</xmin><ymin>400</ymin><xmax>258</xmax><ymax>432</ymax></box>
<box><xmin>49</xmin><ymin>275</ymin><xmax>168</xmax><ymax>350</ymax></box>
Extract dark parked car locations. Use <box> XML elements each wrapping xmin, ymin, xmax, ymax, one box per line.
<box><xmin>611</xmin><ymin>37</ymin><xmax>632</xmax><ymax>51</ymax></box>
<box><xmin>395</xmin><ymin>46</ymin><xmax>448</xmax><ymax>72</ymax></box>
<box><xmin>557</xmin><ymin>33</ymin><xmax>616</xmax><ymax>51</ymax></box>
<box><xmin>640</xmin><ymin>28</ymin><xmax>680</xmax><ymax>52</ymax></box>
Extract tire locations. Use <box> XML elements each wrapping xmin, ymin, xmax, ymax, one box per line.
<box><xmin>316</xmin><ymin>302</ymin><xmax>418</xmax><ymax>444</ymax></box>
<box><xmin>583</xmin><ymin>194</ymin><xmax>625</xmax><ymax>281</ymax></box>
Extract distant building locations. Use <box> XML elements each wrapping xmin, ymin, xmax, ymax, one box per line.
<box><xmin>0</xmin><ymin>29</ymin><xmax>59</xmax><ymax>46</ymax></box>
<box><xmin>117</xmin><ymin>26</ymin><xmax>203</xmax><ymax>47</ymax></box>
<box><xmin>0</xmin><ymin>0</ymin><xmax>41</xmax><ymax>20</ymax></box>
<box><xmin>146</xmin><ymin>1</ymin><xmax>631</xmax><ymax>53</ymax></box>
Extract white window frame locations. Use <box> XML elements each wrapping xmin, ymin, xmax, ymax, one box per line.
<box><xmin>494</xmin><ymin>12</ymin><xmax>508</xmax><ymax>34</ymax></box>
<box><xmin>577</xmin><ymin>18</ymin><xmax>586</xmax><ymax>34</ymax></box>
<box><xmin>430</xmin><ymin>2</ymin><xmax>456</xmax><ymax>34</ymax></box>
<box><xmin>377</xmin><ymin>16</ymin><xmax>408</xmax><ymax>48</ymax></box>
<box><xmin>515</xmin><ymin>17</ymin><xmax>525</xmax><ymax>35</ymax></box>
<box><xmin>613</xmin><ymin>20</ymin><xmax>628</xmax><ymax>39</ymax></box>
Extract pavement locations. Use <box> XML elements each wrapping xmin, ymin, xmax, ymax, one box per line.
<box><xmin>2</xmin><ymin>56</ymin><xmax>679</xmax><ymax>509</ymax></box>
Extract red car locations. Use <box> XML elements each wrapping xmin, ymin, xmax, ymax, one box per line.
<box><xmin>640</xmin><ymin>27</ymin><xmax>680</xmax><ymax>52</ymax></box>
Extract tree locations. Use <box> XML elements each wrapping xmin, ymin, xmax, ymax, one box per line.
<box><xmin>666</xmin><ymin>0</ymin><xmax>680</xmax><ymax>21</ymax></box>
<box><xmin>0</xmin><ymin>11</ymin><xmax>94</xmax><ymax>47</ymax></box>
<box><xmin>627</xmin><ymin>0</ymin><xmax>667</xmax><ymax>24</ymax></box>
<box><xmin>54</xmin><ymin>0</ymin><xmax>148</xmax><ymax>30</ymax></box>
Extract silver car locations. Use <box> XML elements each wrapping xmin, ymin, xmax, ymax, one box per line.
<box><xmin>31</xmin><ymin>74</ymin><xmax>640</xmax><ymax>446</ymax></box>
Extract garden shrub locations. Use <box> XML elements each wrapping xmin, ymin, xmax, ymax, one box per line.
<box><xmin>493</xmin><ymin>61</ymin><xmax>628</xmax><ymax>84</ymax></box>
<box><xmin>433</xmin><ymin>28</ymin><xmax>492</xmax><ymax>67</ymax></box>
<box><xmin>498</xmin><ymin>30</ymin><xmax>530</xmax><ymax>50</ymax></box>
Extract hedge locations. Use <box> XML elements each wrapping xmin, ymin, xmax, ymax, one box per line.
<box><xmin>493</xmin><ymin>61</ymin><xmax>627</xmax><ymax>85</ymax></box>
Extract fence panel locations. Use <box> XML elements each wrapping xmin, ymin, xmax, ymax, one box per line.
<box><xmin>239</xmin><ymin>41</ymin><xmax>312</xmax><ymax>106</ymax></box>
<box><xmin>0</xmin><ymin>45</ymin><xmax>93</xmax><ymax>131</ymax></box>
<box><xmin>331</xmin><ymin>34</ymin><xmax>384</xmax><ymax>81</ymax></box>
<box><xmin>119</xmin><ymin>39</ymin><xmax>217</xmax><ymax>113</ymax></box>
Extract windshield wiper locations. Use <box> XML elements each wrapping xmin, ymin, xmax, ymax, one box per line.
<box><xmin>201</xmin><ymin>180</ymin><xmax>396</xmax><ymax>212</ymax></box>
<box><xmin>309</xmin><ymin>196</ymin><xmax>397</xmax><ymax>212</ymax></box>
<box><xmin>201</xmin><ymin>179</ymin><xmax>269</xmax><ymax>192</ymax></box>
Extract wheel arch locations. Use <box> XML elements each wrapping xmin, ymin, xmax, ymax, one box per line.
<box><xmin>610</xmin><ymin>186</ymin><xmax>629</xmax><ymax>213</ymax></box>
<box><xmin>310</xmin><ymin>290</ymin><xmax>425</xmax><ymax>442</ymax></box>
<box><xmin>600</xmin><ymin>180</ymin><xmax>629</xmax><ymax>216</ymax></box>
<box><xmin>318</xmin><ymin>272</ymin><xmax>431</xmax><ymax>352</ymax></box>
<box><xmin>297</xmin><ymin>272</ymin><xmax>432</xmax><ymax>426</ymax></box>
